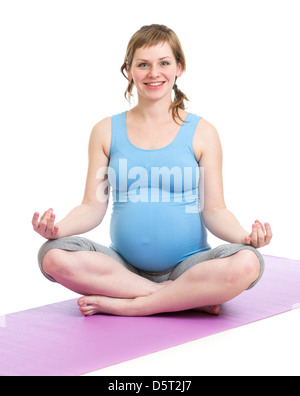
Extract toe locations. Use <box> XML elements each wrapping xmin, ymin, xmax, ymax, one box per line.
<box><xmin>79</xmin><ymin>305</ymin><xmax>91</xmax><ymax>314</ymax></box>
<box><xmin>78</xmin><ymin>296</ymin><xmax>88</xmax><ymax>307</ymax></box>
<box><xmin>80</xmin><ymin>308</ymin><xmax>94</xmax><ymax>316</ymax></box>
<box><xmin>208</xmin><ymin>305</ymin><xmax>222</xmax><ymax>315</ymax></box>
<box><xmin>193</xmin><ymin>304</ymin><xmax>222</xmax><ymax>315</ymax></box>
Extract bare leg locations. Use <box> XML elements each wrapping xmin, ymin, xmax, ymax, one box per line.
<box><xmin>78</xmin><ymin>250</ymin><xmax>260</xmax><ymax>316</ymax></box>
<box><xmin>42</xmin><ymin>249</ymin><xmax>166</xmax><ymax>298</ymax></box>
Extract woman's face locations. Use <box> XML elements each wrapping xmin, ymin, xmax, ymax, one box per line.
<box><xmin>127</xmin><ymin>41</ymin><xmax>183</xmax><ymax>103</ymax></box>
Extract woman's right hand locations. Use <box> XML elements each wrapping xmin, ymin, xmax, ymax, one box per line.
<box><xmin>32</xmin><ymin>208</ymin><xmax>61</xmax><ymax>239</ymax></box>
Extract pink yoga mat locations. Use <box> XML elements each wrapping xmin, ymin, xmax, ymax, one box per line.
<box><xmin>1</xmin><ymin>255</ymin><xmax>300</xmax><ymax>376</ymax></box>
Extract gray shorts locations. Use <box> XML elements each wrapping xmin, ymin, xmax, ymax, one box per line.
<box><xmin>38</xmin><ymin>236</ymin><xmax>265</xmax><ymax>290</ymax></box>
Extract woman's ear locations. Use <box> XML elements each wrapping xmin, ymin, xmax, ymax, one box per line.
<box><xmin>126</xmin><ymin>61</ymin><xmax>133</xmax><ymax>82</ymax></box>
<box><xmin>176</xmin><ymin>62</ymin><xmax>183</xmax><ymax>78</ymax></box>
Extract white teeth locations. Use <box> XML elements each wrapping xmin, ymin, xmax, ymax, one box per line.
<box><xmin>146</xmin><ymin>82</ymin><xmax>164</xmax><ymax>86</ymax></box>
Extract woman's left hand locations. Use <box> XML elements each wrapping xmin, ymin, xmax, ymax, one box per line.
<box><xmin>244</xmin><ymin>220</ymin><xmax>273</xmax><ymax>248</ymax></box>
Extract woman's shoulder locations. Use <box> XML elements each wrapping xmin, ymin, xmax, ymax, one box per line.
<box><xmin>92</xmin><ymin>116</ymin><xmax>112</xmax><ymax>134</ymax></box>
<box><xmin>186</xmin><ymin>111</ymin><xmax>217</xmax><ymax>136</ymax></box>
<box><xmin>192</xmin><ymin>116</ymin><xmax>221</xmax><ymax>161</ymax></box>
<box><xmin>92</xmin><ymin>110</ymin><xmax>126</xmax><ymax>133</ymax></box>
<box><xmin>90</xmin><ymin>116</ymin><xmax>112</xmax><ymax>158</ymax></box>
<box><xmin>195</xmin><ymin>116</ymin><xmax>220</xmax><ymax>142</ymax></box>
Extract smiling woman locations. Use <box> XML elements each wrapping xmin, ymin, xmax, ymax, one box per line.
<box><xmin>34</xmin><ymin>24</ymin><xmax>271</xmax><ymax>318</ymax></box>
<box><xmin>127</xmin><ymin>42</ymin><xmax>181</xmax><ymax>102</ymax></box>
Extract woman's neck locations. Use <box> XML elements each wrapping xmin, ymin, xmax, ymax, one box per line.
<box><xmin>131</xmin><ymin>95</ymin><xmax>173</xmax><ymax>124</ymax></box>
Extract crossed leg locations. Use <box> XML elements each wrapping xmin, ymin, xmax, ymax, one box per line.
<box><xmin>42</xmin><ymin>248</ymin><xmax>260</xmax><ymax>317</ymax></box>
<box><xmin>78</xmin><ymin>249</ymin><xmax>260</xmax><ymax>316</ymax></box>
<box><xmin>42</xmin><ymin>249</ymin><xmax>166</xmax><ymax>298</ymax></box>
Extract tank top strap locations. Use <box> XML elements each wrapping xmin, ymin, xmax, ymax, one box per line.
<box><xmin>110</xmin><ymin>111</ymin><xmax>202</xmax><ymax>155</ymax></box>
<box><xmin>110</xmin><ymin>111</ymin><xmax>127</xmax><ymax>155</ymax></box>
<box><xmin>174</xmin><ymin>113</ymin><xmax>202</xmax><ymax>154</ymax></box>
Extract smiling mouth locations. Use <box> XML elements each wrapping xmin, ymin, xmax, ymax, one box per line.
<box><xmin>144</xmin><ymin>82</ymin><xmax>166</xmax><ymax>87</ymax></box>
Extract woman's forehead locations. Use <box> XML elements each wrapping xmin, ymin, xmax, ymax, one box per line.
<box><xmin>133</xmin><ymin>41</ymin><xmax>174</xmax><ymax>60</ymax></box>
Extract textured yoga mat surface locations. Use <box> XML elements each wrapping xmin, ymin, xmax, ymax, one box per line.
<box><xmin>1</xmin><ymin>255</ymin><xmax>300</xmax><ymax>376</ymax></box>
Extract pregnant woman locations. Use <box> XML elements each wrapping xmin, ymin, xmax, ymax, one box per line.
<box><xmin>32</xmin><ymin>24</ymin><xmax>272</xmax><ymax>317</ymax></box>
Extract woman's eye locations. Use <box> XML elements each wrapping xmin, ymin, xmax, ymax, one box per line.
<box><xmin>138</xmin><ymin>62</ymin><xmax>170</xmax><ymax>68</ymax></box>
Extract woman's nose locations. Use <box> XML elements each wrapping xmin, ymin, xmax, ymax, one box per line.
<box><xmin>148</xmin><ymin>65</ymin><xmax>160</xmax><ymax>78</ymax></box>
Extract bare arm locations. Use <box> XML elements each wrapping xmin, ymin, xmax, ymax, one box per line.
<box><xmin>196</xmin><ymin>120</ymin><xmax>272</xmax><ymax>247</ymax></box>
<box><xmin>32</xmin><ymin>117</ymin><xmax>112</xmax><ymax>239</ymax></box>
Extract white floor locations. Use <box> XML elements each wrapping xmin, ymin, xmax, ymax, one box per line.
<box><xmin>83</xmin><ymin>309</ymin><xmax>300</xmax><ymax>377</ymax></box>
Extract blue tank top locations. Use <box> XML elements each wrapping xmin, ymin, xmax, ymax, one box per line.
<box><xmin>108</xmin><ymin>111</ymin><xmax>210</xmax><ymax>272</ymax></box>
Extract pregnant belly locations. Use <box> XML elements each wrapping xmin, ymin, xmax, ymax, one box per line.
<box><xmin>110</xmin><ymin>202</ymin><xmax>207</xmax><ymax>272</ymax></box>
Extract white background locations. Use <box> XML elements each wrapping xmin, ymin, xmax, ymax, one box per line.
<box><xmin>0</xmin><ymin>0</ymin><xmax>299</xmax><ymax>375</ymax></box>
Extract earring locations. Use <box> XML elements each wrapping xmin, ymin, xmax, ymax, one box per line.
<box><xmin>173</xmin><ymin>83</ymin><xmax>178</xmax><ymax>90</ymax></box>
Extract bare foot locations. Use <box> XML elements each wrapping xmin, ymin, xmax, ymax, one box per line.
<box><xmin>78</xmin><ymin>281</ymin><xmax>174</xmax><ymax>317</ymax></box>
<box><xmin>78</xmin><ymin>294</ymin><xmax>222</xmax><ymax>317</ymax></box>
<box><xmin>193</xmin><ymin>305</ymin><xmax>222</xmax><ymax>315</ymax></box>
<box><xmin>78</xmin><ymin>295</ymin><xmax>134</xmax><ymax>316</ymax></box>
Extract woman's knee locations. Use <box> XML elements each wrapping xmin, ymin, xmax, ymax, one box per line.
<box><xmin>42</xmin><ymin>249</ymin><xmax>73</xmax><ymax>278</ymax></box>
<box><xmin>226</xmin><ymin>249</ymin><xmax>261</xmax><ymax>286</ymax></box>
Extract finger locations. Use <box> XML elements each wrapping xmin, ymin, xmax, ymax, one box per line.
<box><xmin>46</xmin><ymin>213</ymin><xmax>56</xmax><ymax>236</ymax></box>
<box><xmin>264</xmin><ymin>222</ymin><xmax>273</xmax><ymax>245</ymax></box>
<box><xmin>47</xmin><ymin>212</ymin><xmax>56</xmax><ymax>231</ymax></box>
<box><xmin>39</xmin><ymin>216</ymin><xmax>49</xmax><ymax>235</ymax></box>
<box><xmin>251</xmin><ymin>223</ymin><xmax>258</xmax><ymax>246</ymax></box>
<box><xmin>40</xmin><ymin>208</ymin><xmax>53</xmax><ymax>229</ymax></box>
<box><xmin>257</xmin><ymin>225</ymin><xmax>265</xmax><ymax>246</ymax></box>
<box><xmin>255</xmin><ymin>220</ymin><xmax>265</xmax><ymax>233</ymax></box>
<box><xmin>244</xmin><ymin>235</ymin><xmax>251</xmax><ymax>245</ymax></box>
<box><xmin>39</xmin><ymin>210</ymin><xmax>46</xmax><ymax>223</ymax></box>
<box><xmin>52</xmin><ymin>225</ymin><xmax>60</xmax><ymax>238</ymax></box>
<box><xmin>40</xmin><ymin>208</ymin><xmax>53</xmax><ymax>223</ymax></box>
<box><xmin>32</xmin><ymin>212</ymin><xmax>40</xmax><ymax>229</ymax></box>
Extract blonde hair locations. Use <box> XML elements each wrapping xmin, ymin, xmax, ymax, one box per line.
<box><xmin>120</xmin><ymin>24</ymin><xmax>189</xmax><ymax>124</ymax></box>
